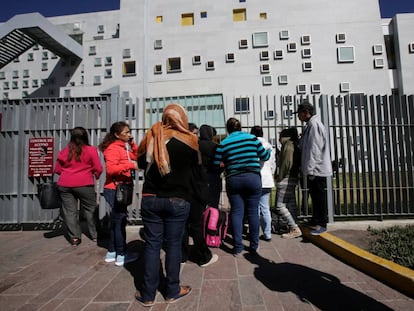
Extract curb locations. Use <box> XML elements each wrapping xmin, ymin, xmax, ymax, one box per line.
<box><xmin>301</xmin><ymin>225</ymin><xmax>414</xmax><ymax>298</ymax></box>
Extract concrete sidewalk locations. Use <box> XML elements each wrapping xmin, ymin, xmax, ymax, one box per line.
<box><xmin>0</xmin><ymin>224</ymin><xmax>412</xmax><ymax>311</ymax></box>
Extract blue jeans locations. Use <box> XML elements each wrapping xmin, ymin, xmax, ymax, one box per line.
<box><xmin>258</xmin><ymin>189</ymin><xmax>272</xmax><ymax>239</ymax></box>
<box><xmin>103</xmin><ymin>189</ymin><xmax>127</xmax><ymax>255</ymax></box>
<box><xmin>140</xmin><ymin>196</ymin><xmax>190</xmax><ymax>301</ymax></box>
<box><xmin>226</xmin><ymin>172</ymin><xmax>262</xmax><ymax>253</ymax></box>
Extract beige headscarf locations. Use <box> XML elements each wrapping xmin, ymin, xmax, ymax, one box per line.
<box><xmin>138</xmin><ymin>103</ymin><xmax>199</xmax><ymax>176</ymax></box>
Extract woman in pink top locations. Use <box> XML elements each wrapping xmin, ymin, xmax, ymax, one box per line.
<box><xmin>55</xmin><ymin>127</ymin><xmax>103</xmax><ymax>246</ymax></box>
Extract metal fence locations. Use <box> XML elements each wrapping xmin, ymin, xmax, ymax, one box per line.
<box><xmin>0</xmin><ymin>94</ymin><xmax>413</xmax><ymax>228</ymax></box>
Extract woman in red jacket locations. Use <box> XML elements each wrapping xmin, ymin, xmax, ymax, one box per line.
<box><xmin>99</xmin><ymin>121</ymin><xmax>138</xmax><ymax>266</ymax></box>
<box><xmin>55</xmin><ymin>127</ymin><xmax>103</xmax><ymax>246</ymax></box>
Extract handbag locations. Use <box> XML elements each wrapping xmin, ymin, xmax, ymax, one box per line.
<box><xmin>115</xmin><ymin>182</ymin><xmax>134</xmax><ymax>206</ymax></box>
<box><xmin>37</xmin><ymin>182</ymin><xmax>62</xmax><ymax>210</ymax></box>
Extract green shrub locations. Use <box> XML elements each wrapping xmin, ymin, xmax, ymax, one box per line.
<box><xmin>368</xmin><ymin>225</ymin><xmax>414</xmax><ymax>270</ymax></box>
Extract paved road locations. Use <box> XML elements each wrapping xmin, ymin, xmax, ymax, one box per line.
<box><xmin>0</xmin><ymin>226</ymin><xmax>412</xmax><ymax>310</ymax></box>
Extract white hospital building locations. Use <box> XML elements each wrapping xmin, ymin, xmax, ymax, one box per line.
<box><xmin>0</xmin><ymin>0</ymin><xmax>414</xmax><ymax>127</ymax></box>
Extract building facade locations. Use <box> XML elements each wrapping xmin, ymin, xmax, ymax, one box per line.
<box><xmin>0</xmin><ymin>0</ymin><xmax>414</xmax><ymax>127</ymax></box>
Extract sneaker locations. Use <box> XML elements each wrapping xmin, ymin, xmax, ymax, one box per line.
<box><xmin>165</xmin><ymin>285</ymin><xmax>192</xmax><ymax>304</ymax></box>
<box><xmin>311</xmin><ymin>226</ymin><xmax>327</xmax><ymax>236</ymax></box>
<box><xmin>259</xmin><ymin>235</ymin><xmax>272</xmax><ymax>242</ymax></box>
<box><xmin>135</xmin><ymin>291</ymin><xmax>155</xmax><ymax>307</ymax></box>
<box><xmin>200</xmin><ymin>254</ymin><xmax>218</xmax><ymax>268</ymax></box>
<box><xmin>104</xmin><ymin>251</ymin><xmax>116</xmax><ymax>263</ymax></box>
<box><xmin>115</xmin><ymin>255</ymin><xmax>125</xmax><ymax>266</ymax></box>
<box><xmin>281</xmin><ymin>227</ymin><xmax>302</xmax><ymax>239</ymax></box>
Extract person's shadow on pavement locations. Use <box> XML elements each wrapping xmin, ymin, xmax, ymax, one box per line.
<box><xmin>244</xmin><ymin>253</ymin><xmax>393</xmax><ymax>311</ymax></box>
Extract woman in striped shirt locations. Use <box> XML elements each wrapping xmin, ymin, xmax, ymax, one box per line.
<box><xmin>213</xmin><ymin>118</ymin><xmax>271</xmax><ymax>256</ymax></box>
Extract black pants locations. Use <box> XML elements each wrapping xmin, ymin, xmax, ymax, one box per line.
<box><xmin>308</xmin><ymin>176</ymin><xmax>328</xmax><ymax>227</ymax></box>
<box><xmin>182</xmin><ymin>201</ymin><xmax>212</xmax><ymax>265</ymax></box>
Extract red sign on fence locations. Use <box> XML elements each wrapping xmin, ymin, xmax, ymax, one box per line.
<box><xmin>28</xmin><ymin>138</ymin><xmax>54</xmax><ymax>177</ymax></box>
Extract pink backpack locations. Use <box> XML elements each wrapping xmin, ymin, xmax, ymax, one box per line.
<box><xmin>203</xmin><ymin>206</ymin><xmax>229</xmax><ymax>247</ymax></box>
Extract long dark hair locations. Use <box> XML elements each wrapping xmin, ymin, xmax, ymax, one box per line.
<box><xmin>99</xmin><ymin>121</ymin><xmax>129</xmax><ymax>151</ymax></box>
<box><xmin>68</xmin><ymin>127</ymin><xmax>89</xmax><ymax>162</ymax></box>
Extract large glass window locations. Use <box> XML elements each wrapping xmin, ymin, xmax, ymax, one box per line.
<box><xmin>123</xmin><ymin>61</ymin><xmax>136</xmax><ymax>76</ymax></box>
<box><xmin>181</xmin><ymin>13</ymin><xmax>194</xmax><ymax>26</ymax></box>
<box><xmin>167</xmin><ymin>57</ymin><xmax>181</xmax><ymax>73</ymax></box>
<box><xmin>252</xmin><ymin>32</ymin><xmax>268</xmax><ymax>48</ymax></box>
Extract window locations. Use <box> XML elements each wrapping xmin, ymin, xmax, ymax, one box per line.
<box><xmin>259</xmin><ymin>13</ymin><xmax>267</xmax><ymax>20</ymax></box>
<box><xmin>32</xmin><ymin>80</ymin><xmax>38</xmax><ymax>88</ymax></box>
<box><xmin>63</xmin><ymin>89</ymin><xmax>71</xmax><ymax>98</ymax></box>
<box><xmin>33</xmin><ymin>44</ymin><xmax>39</xmax><ymax>50</ymax></box>
<box><xmin>233</xmin><ymin>8</ymin><xmax>246</xmax><ymax>22</ymax></box>
<box><xmin>123</xmin><ymin>61</ymin><xmax>136</xmax><ymax>76</ymax></box>
<box><xmin>297</xmin><ymin>84</ymin><xmax>306</xmax><ymax>94</ymax></box>
<box><xmin>154</xmin><ymin>39</ymin><xmax>162</xmax><ymax>49</ymax></box>
<box><xmin>200</xmin><ymin>11</ymin><xmax>207</xmax><ymax>18</ymax></box>
<box><xmin>22</xmin><ymin>91</ymin><xmax>29</xmax><ymax>98</ymax></box>
<box><xmin>181</xmin><ymin>13</ymin><xmax>194</xmax><ymax>26</ymax></box>
<box><xmin>12</xmin><ymin>70</ymin><xmax>18</xmax><ymax>78</ymax></box>
<box><xmin>278</xmin><ymin>75</ymin><xmax>288</xmax><ymax>85</ymax></box>
<box><xmin>41</xmin><ymin>63</ymin><xmax>48</xmax><ymax>71</ymax></box>
<box><xmin>23</xmin><ymin>69</ymin><xmax>29</xmax><ymax>78</ymax></box>
<box><xmin>97</xmin><ymin>25</ymin><xmax>104</xmax><ymax>33</ymax></box>
<box><xmin>301</xmin><ymin>35</ymin><xmax>311</xmax><ymax>45</ymax></box>
<box><xmin>373</xmin><ymin>44</ymin><xmax>383</xmax><ymax>55</ymax></box>
<box><xmin>302</xmin><ymin>61</ymin><xmax>313</xmax><ymax>71</ymax></box>
<box><xmin>3</xmin><ymin>92</ymin><xmax>8</xmax><ymax>99</ymax></box>
<box><xmin>252</xmin><ymin>32</ymin><xmax>268</xmax><ymax>47</ymax></box>
<box><xmin>283</xmin><ymin>109</ymin><xmax>294</xmax><ymax>119</ymax></box>
<box><xmin>154</xmin><ymin>64</ymin><xmax>162</xmax><ymax>74</ymax></box>
<box><xmin>94</xmin><ymin>57</ymin><xmax>102</xmax><ymax>67</ymax></box>
<box><xmin>234</xmin><ymin>97</ymin><xmax>250</xmax><ymax>113</ymax></box>
<box><xmin>301</xmin><ymin>48</ymin><xmax>312</xmax><ymax>58</ymax></box>
<box><xmin>22</xmin><ymin>80</ymin><xmax>28</xmax><ymax>89</ymax></box>
<box><xmin>51</xmin><ymin>53</ymin><xmax>57</xmax><ymax>59</ymax></box>
<box><xmin>167</xmin><ymin>57</ymin><xmax>181</xmax><ymax>73</ymax></box>
<box><xmin>93</xmin><ymin>75</ymin><xmax>101</xmax><ymax>85</ymax></box>
<box><xmin>279</xmin><ymin>30</ymin><xmax>289</xmax><ymax>40</ymax></box>
<box><xmin>3</xmin><ymin>82</ymin><xmax>9</xmax><ymax>89</ymax></box>
<box><xmin>260</xmin><ymin>63</ymin><xmax>270</xmax><ymax>73</ymax></box>
<box><xmin>105</xmin><ymin>68</ymin><xmax>112</xmax><ymax>78</ymax></box>
<box><xmin>89</xmin><ymin>46</ymin><xmax>96</xmax><ymax>55</ymax></box>
<box><xmin>105</xmin><ymin>57</ymin><xmax>112</xmax><ymax>66</ymax></box>
<box><xmin>12</xmin><ymin>81</ymin><xmax>18</xmax><ymax>89</ymax></box>
<box><xmin>192</xmin><ymin>55</ymin><xmax>201</xmax><ymax>65</ymax></box>
<box><xmin>239</xmin><ymin>39</ymin><xmax>248</xmax><ymax>49</ymax></box>
<box><xmin>13</xmin><ymin>57</ymin><xmax>20</xmax><ymax>63</ymax></box>
<box><xmin>264</xmin><ymin>110</ymin><xmax>275</xmax><ymax>120</ymax></box>
<box><xmin>123</xmin><ymin>49</ymin><xmax>131</xmax><ymax>58</ymax></box>
<box><xmin>336</xmin><ymin>33</ymin><xmax>346</xmax><ymax>43</ymax></box>
<box><xmin>273</xmin><ymin>49</ymin><xmax>283</xmax><ymax>59</ymax></box>
<box><xmin>337</xmin><ymin>46</ymin><xmax>355</xmax><ymax>63</ymax></box>
<box><xmin>27</xmin><ymin>53</ymin><xmax>34</xmax><ymax>61</ymax></box>
<box><xmin>206</xmin><ymin>60</ymin><xmax>215</xmax><ymax>70</ymax></box>
<box><xmin>262</xmin><ymin>75</ymin><xmax>272</xmax><ymax>85</ymax></box>
<box><xmin>156</xmin><ymin>16</ymin><xmax>163</xmax><ymax>23</ymax></box>
<box><xmin>374</xmin><ymin>58</ymin><xmax>385</xmax><ymax>68</ymax></box>
<box><xmin>311</xmin><ymin>83</ymin><xmax>321</xmax><ymax>93</ymax></box>
<box><xmin>409</xmin><ymin>43</ymin><xmax>414</xmax><ymax>53</ymax></box>
<box><xmin>287</xmin><ymin>42</ymin><xmax>297</xmax><ymax>52</ymax></box>
<box><xmin>284</xmin><ymin>95</ymin><xmax>293</xmax><ymax>104</ymax></box>
<box><xmin>340</xmin><ymin>82</ymin><xmax>350</xmax><ymax>92</ymax></box>
<box><xmin>260</xmin><ymin>50</ymin><xmax>269</xmax><ymax>60</ymax></box>
<box><xmin>0</xmin><ymin>72</ymin><xmax>5</xmax><ymax>79</ymax></box>
<box><xmin>226</xmin><ymin>53</ymin><xmax>235</xmax><ymax>63</ymax></box>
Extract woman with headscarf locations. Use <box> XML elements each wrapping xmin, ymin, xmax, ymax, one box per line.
<box><xmin>135</xmin><ymin>103</ymin><xmax>197</xmax><ymax>307</ymax></box>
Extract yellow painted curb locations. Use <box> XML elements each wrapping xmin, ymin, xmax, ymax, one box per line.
<box><xmin>301</xmin><ymin>226</ymin><xmax>414</xmax><ymax>298</ymax></box>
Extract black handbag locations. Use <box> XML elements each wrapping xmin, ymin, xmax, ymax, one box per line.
<box><xmin>115</xmin><ymin>182</ymin><xmax>134</xmax><ymax>206</ymax></box>
<box><xmin>37</xmin><ymin>182</ymin><xmax>62</xmax><ymax>210</ymax></box>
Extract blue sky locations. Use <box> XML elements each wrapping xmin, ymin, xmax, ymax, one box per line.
<box><xmin>0</xmin><ymin>0</ymin><xmax>413</xmax><ymax>22</ymax></box>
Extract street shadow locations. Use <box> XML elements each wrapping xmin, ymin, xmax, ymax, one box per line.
<box><xmin>244</xmin><ymin>253</ymin><xmax>393</xmax><ymax>311</ymax></box>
